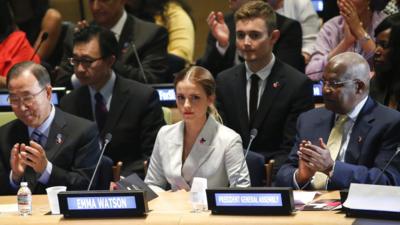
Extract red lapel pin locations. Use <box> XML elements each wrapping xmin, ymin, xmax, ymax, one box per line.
<box><xmin>200</xmin><ymin>138</ymin><xmax>206</xmax><ymax>144</ymax></box>
<box><xmin>272</xmin><ymin>82</ymin><xmax>280</xmax><ymax>88</ymax></box>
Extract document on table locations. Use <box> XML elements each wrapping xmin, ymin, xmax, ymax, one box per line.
<box><xmin>0</xmin><ymin>204</ymin><xmax>18</xmax><ymax>213</ymax></box>
<box><xmin>293</xmin><ymin>191</ymin><xmax>318</xmax><ymax>205</ymax></box>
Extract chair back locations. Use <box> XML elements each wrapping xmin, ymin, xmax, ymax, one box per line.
<box><xmin>246</xmin><ymin>151</ymin><xmax>266</xmax><ymax>187</ymax></box>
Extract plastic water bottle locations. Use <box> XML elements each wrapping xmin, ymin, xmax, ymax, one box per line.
<box><xmin>17</xmin><ymin>182</ymin><xmax>32</xmax><ymax>216</ymax></box>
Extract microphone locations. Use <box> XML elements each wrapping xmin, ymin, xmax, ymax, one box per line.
<box><xmin>373</xmin><ymin>146</ymin><xmax>400</xmax><ymax>184</ymax></box>
<box><xmin>30</xmin><ymin>32</ymin><xmax>49</xmax><ymax>60</ymax></box>
<box><xmin>131</xmin><ymin>43</ymin><xmax>148</xmax><ymax>84</ymax></box>
<box><xmin>87</xmin><ymin>133</ymin><xmax>112</xmax><ymax>191</ymax></box>
<box><xmin>234</xmin><ymin>129</ymin><xmax>258</xmax><ymax>186</ymax></box>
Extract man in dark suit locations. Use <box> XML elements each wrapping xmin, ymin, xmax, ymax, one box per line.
<box><xmin>54</xmin><ymin>0</ymin><xmax>169</xmax><ymax>88</ymax></box>
<box><xmin>216</xmin><ymin>1</ymin><xmax>314</xmax><ymax>177</ymax></box>
<box><xmin>0</xmin><ymin>62</ymin><xmax>100</xmax><ymax>195</ymax></box>
<box><xmin>60</xmin><ymin>25</ymin><xmax>165</xmax><ymax>177</ymax></box>
<box><xmin>197</xmin><ymin>0</ymin><xmax>304</xmax><ymax>76</ymax></box>
<box><xmin>276</xmin><ymin>52</ymin><xmax>400</xmax><ymax>190</ymax></box>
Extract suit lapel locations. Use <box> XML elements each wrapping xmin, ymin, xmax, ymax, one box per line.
<box><xmin>234</xmin><ymin>65</ymin><xmax>250</xmax><ymax>134</ymax></box>
<box><xmin>345</xmin><ymin>98</ymin><xmax>375</xmax><ymax>162</ymax></box>
<box><xmin>251</xmin><ymin>60</ymin><xmax>285</xmax><ymax>130</ymax></box>
<box><xmin>101</xmin><ymin>76</ymin><xmax>129</xmax><ymax>137</ymax></box>
<box><xmin>182</xmin><ymin>117</ymin><xmax>217</xmax><ymax>183</ymax></box>
<box><xmin>45</xmin><ymin>108</ymin><xmax>67</xmax><ymax>161</ymax></box>
<box><xmin>315</xmin><ymin>110</ymin><xmax>335</xmax><ymax>143</ymax></box>
<box><xmin>76</xmin><ymin>87</ymin><xmax>93</xmax><ymax>121</ymax></box>
<box><xmin>118</xmin><ymin>15</ymin><xmax>134</xmax><ymax>59</ymax></box>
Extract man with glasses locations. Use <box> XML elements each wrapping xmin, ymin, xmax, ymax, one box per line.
<box><xmin>54</xmin><ymin>0</ymin><xmax>169</xmax><ymax>89</ymax></box>
<box><xmin>60</xmin><ymin>25</ymin><xmax>165</xmax><ymax>178</ymax></box>
<box><xmin>276</xmin><ymin>52</ymin><xmax>400</xmax><ymax>190</ymax></box>
<box><xmin>0</xmin><ymin>62</ymin><xmax>100</xmax><ymax>195</ymax></box>
<box><xmin>215</xmin><ymin>1</ymin><xmax>314</xmax><ymax>181</ymax></box>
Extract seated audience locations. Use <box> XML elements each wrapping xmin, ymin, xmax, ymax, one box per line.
<box><xmin>125</xmin><ymin>0</ymin><xmax>195</xmax><ymax>64</ymax></box>
<box><xmin>0</xmin><ymin>62</ymin><xmax>100</xmax><ymax>194</ymax></box>
<box><xmin>306</xmin><ymin>0</ymin><xmax>387</xmax><ymax>81</ymax></box>
<box><xmin>60</xmin><ymin>25</ymin><xmax>165</xmax><ymax>178</ymax></box>
<box><xmin>267</xmin><ymin>0</ymin><xmax>320</xmax><ymax>64</ymax></box>
<box><xmin>145</xmin><ymin>66</ymin><xmax>251</xmax><ymax>191</ymax></box>
<box><xmin>197</xmin><ymin>0</ymin><xmax>304</xmax><ymax>75</ymax></box>
<box><xmin>276</xmin><ymin>52</ymin><xmax>400</xmax><ymax>190</ymax></box>
<box><xmin>9</xmin><ymin>0</ymin><xmax>62</xmax><ymax>62</ymax></box>
<box><xmin>216</xmin><ymin>0</ymin><xmax>314</xmax><ymax>177</ymax></box>
<box><xmin>0</xmin><ymin>1</ymin><xmax>40</xmax><ymax>88</ymax></box>
<box><xmin>54</xmin><ymin>0</ymin><xmax>169</xmax><ymax>88</ymax></box>
<box><xmin>371</xmin><ymin>13</ymin><xmax>400</xmax><ymax>110</ymax></box>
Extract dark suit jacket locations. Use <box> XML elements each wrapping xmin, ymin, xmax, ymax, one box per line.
<box><xmin>197</xmin><ymin>13</ymin><xmax>304</xmax><ymax>76</ymax></box>
<box><xmin>276</xmin><ymin>98</ymin><xmax>400</xmax><ymax>189</ymax></box>
<box><xmin>216</xmin><ymin>60</ymin><xmax>314</xmax><ymax>175</ymax></box>
<box><xmin>60</xmin><ymin>75</ymin><xmax>165</xmax><ymax>177</ymax></box>
<box><xmin>0</xmin><ymin>108</ymin><xmax>100</xmax><ymax>195</ymax></box>
<box><xmin>54</xmin><ymin>14</ymin><xmax>169</xmax><ymax>88</ymax></box>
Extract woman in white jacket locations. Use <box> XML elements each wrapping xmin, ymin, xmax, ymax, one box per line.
<box><xmin>145</xmin><ymin>66</ymin><xmax>250</xmax><ymax>191</ymax></box>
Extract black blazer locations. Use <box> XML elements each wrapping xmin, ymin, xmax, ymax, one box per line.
<box><xmin>54</xmin><ymin>14</ymin><xmax>169</xmax><ymax>88</ymax></box>
<box><xmin>0</xmin><ymin>108</ymin><xmax>100</xmax><ymax>195</ymax></box>
<box><xmin>60</xmin><ymin>75</ymin><xmax>165</xmax><ymax>177</ymax></box>
<box><xmin>216</xmin><ymin>60</ymin><xmax>314</xmax><ymax>174</ymax></box>
<box><xmin>197</xmin><ymin>13</ymin><xmax>304</xmax><ymax>76</ymax></box>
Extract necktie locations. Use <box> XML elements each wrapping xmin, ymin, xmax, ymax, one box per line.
<box><xmin>249</xmin><ymin>74</ymin><xmax>259</xmax><ymax>125</ymax></box>
<box><xmin>312</xmin><ymin>115</ymin><xmax>348</xmax><ymax>189</ymax></box>
<box><xmin>31</xmin><ymin>129</ymin><xmax>43</xmax><ymax>146</ymax></box>
<box><xmin>95</xmin><ymin>92</ymin><xmax>108</xmax><ymax>131</ymax></box>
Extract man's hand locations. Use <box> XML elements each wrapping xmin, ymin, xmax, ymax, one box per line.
<box><xmin>296</xmin><ymin>140</ymin><xmax>316</xmax><ymax>184</ymax></box>
<box><xmin>10</xmin><ymin>143</ymin><xmax>26</xmax><ymax>182</ymax></box>
<box><xmin>74</xmin><ymin>20</ymin><xmax>89</xmax><ymax>33</ymax></box>
<box><xmin>20</xmin><ymin>141</ymin><xmax>49</xmax><ymax>174</ymax></box>
<box><xmin>298</xmin><ymin>138</ymin><xmax>334</xmax><ymax>175</ymax></box>
<box><xmin>207</xmin><ymin>11</ymin><xmax>230</xmax><ymax>48</ymax></box>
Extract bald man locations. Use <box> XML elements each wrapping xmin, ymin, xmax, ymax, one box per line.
<box><xmin>276</xmin><ymin>52</ymin><xmax>400</xmax><ymax>190</ymax></box>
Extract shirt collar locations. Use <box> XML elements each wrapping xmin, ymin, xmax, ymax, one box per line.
<box><xmin>88</xmin><ymin>70</ymin><xmax>116</xmax><ymax>100</ymax></box>
<box><xmin>245</xmin><ymin>54</ymin><xmax>276</xmax><ymax>81</ymax></box>
<box><xmin>337</xmin><ymin>96</ymin><xmax>368</xmax><ymax>122</ymax></box>
<box><xmin>28</xmin><ymin>104</ymin><xmax>55</xmax><ymax>138</ymax></box>
<box><xmin>110</xmin><ymin>10</ymin><xmax>127</xmax><ymax>41</ymax></box>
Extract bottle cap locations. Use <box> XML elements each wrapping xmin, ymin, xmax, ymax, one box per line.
<box><xmin>20</xmin><ymin>182</ymin><xmax>28</xmax><ymax>187</ymax></box>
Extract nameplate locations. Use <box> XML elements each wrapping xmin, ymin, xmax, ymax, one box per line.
<box><xmin>206</xmin><ymin>188</ymin><xmax>294</xmax><ymax>215</ymax></box>
<box><xmin>58</xmin><ymin>190</ymin><xmax>148</xmax><ymax>218</ymax></box>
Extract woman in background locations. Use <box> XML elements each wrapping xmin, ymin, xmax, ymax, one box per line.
<box><xmin>306</xmin><ymin>0</ymin><xmax>387</xmax><ymax>80</ymax></box>
<box><xmin>370</xmin><ymin>13</ymin><xmax>400</xmax><ymax>110</ymax></box>
<box><xmin>145</xmin><ymin>66</ymin><xmax>250</xmax><ymax>191</ymax></box>
<box><xmin>0</xmin><ymin>0</ymin><xmax>40</xmax><ymax>88</ymax></box>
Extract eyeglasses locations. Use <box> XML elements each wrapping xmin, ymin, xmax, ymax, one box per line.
<box><xmin>375</xmin><ymin>40</ymin><xmax>390</xmax><ymax>49</ymax></box>
<box><xmin>322</xmin><ymin>79</ymin><xmax>355</xmax><ymax>90</ymax></box>
<box><xmin>69</xmin><ymin>57</ymin><xmax>103</xmax><ymax>68</ymax></box>
<box><xmin>8</xmin><ymin>87</ymin><xmax>46</xmax><ymax>107</ymax></box>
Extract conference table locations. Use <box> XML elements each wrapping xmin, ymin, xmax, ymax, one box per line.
<box><xmin>0</xmin><ymin>190</ymin><xmax>396</xmax><ymax>225</ymax></box>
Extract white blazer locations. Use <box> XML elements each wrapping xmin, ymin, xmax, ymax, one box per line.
<box><xmin>144</xmin><ymin>116</ymin><xmax>251</xmax><ymax>191</ymax></box>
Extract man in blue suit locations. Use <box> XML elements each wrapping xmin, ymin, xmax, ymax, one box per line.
<box><xmin>276</xmin><ymin>52</ymin><xmax>400</xmax><ymax>190</ymax></box>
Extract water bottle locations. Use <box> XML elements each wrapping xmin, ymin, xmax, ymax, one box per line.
<box><xmin>17</xmin><ymin>182</ymin><xmax>32</xmax><ymax>216</ymax></box>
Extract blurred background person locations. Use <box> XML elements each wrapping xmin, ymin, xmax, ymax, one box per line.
<box><xmin>306</xmin><ymin>0</ymin><xmax>387</xmax><ymax>81</ymax></box>
<box><xmin>145</xmin><ymin>66</ymin><xmax>250</xmax><ymax>191</ymax></box>
<box><xmin>370</xmin><ymin>13</ymin><xmax>400</xmax><ymax>110</ymax></box>
<box><xmin>0</xmin><ymin>0</ymin><xmax>40</xmax><ymax>88</ymax></box>
<box><xmin>125</xmin><ymin>0</ymin><xmax>195</xmax><ymax>73</ymax></box>
<box><xmin>266</xmin><ymin>0</ymin><xmax>320</xmax><ymax>64</ymax></box>
<box><xmin>9</xmin><ymin>0</ymin><xmax>62</xmax><ymax>64</ymax></box>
